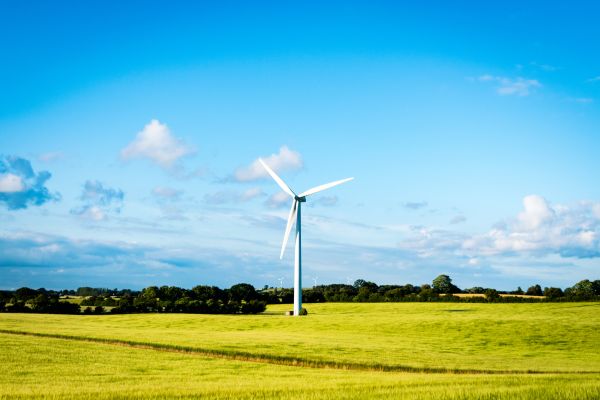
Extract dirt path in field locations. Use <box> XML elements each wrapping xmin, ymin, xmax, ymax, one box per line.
<box><xmin>0</xmin><ymin>329</ymin><xmax>595</xmax><ymax>375</ymax></box>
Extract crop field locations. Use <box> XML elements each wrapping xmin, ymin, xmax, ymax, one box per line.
<box><xmin>1</xmin><ymin>302</ymin><xmax>599</xmax><ymax>399</ymax></box>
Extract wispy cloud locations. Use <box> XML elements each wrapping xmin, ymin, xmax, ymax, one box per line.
<box><xmin>0</xmin><ymin>156</ymin><xmax>60</xmax><ymax>210</ymax></box>
<box><xmin>37</xmin><ymin>152</ymin><xmax>63</xmax><ymax>163</ymax></box>
<box><xmin>204</xmin><ymin>187</ymin><xmax>265</xmax><ymax>205</ymax></box>
<box><xmin>233</xmin><ymin>146</ymin><xmax>303</xmax><ymax>182</ymax></box>
<box><xmin>570</xmin><ymin>97</ymin><xmax>594</xmax><ymax>104</ymax></box>
<box><xmin>403</xmin><ymin>201</ymin><xmax>428</xmax><ymax>210</ymax></box>
<box><xmin>529</xmin><ymin>62</ymin><xmax>558</xmax><ymax>72</ymax></box>
<box><xmin>264</xmin><ymin>191</ymin><xmax>290</xmax><ymax>209</ymax></box>
<box><xmin>312</xmin><ymin>195</ymin><xmax>339</xmax><ymax>207</ymax></box>
<box><xmin>71</xmin><ymin>180</ymin><xmax>124</xmax><ymax>221</ymax></box>
<box><xmin>152</xmin><ymin>186</ymin><xmax>183</xmax><ymax>200</ymax></box>
<box><xmin>476</xmin><ymin>75</ymin><xmax>541</xmax><ymax>96</ymax></box>
<box><xmin>449</xmin><ymin>215</ymin><xmax>467</xmax><ymax>224</ymax></box>
<box><xmin>121</xmin><ymin>119</ymin><xmax>194</xmax><ymax>170</ymax></box>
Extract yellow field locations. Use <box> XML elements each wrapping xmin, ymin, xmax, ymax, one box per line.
<box><xmin>1</xmin><ymin>302</ymin><xmax>598</xmax><ymax>399</ymax></box>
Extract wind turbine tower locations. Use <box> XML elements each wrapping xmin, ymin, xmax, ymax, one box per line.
<box><xmin>259</xmin><ymin>158</ymin><xmax>353</xmax><ymax>316</ymax></box>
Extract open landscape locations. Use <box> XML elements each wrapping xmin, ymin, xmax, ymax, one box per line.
<box><xmin>1</xmin><ymin>302</ymin><xmax>599</xmax><ymax>399</ymax></box>
<box><xmin>2</xmin><ymin>2</ymin><xmax>600</xmax><ymax>399</ymax></box>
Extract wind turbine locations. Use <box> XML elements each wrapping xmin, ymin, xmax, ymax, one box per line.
<box><xmin>259</xmin><ymin>158</ymin><xmax>353</xmax><ymax>316</ymax></box>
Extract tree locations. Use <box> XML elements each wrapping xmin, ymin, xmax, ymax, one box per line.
<box><xmin>526</xmin><ymin>284</ymin><xmax>543</xmax><ymax>296</ymax></box>
<box><xmin>514</xmin><ymin>287</ymin><xmax>524</xmax><ymax>295</ymax></box>
<box><xmin>432</xmin><ymin>275</ymin><xmax>459</xmax><ymax>294</ymax></box>
<box><xmin>228</xmin><ymin>284</ymin><xmax>258</xmax><ymax>302</ymax></box>
<box><xmin>139</xmin><ymin>286</ymin><xmax>160</xmax><ymax>301</ymax></box>
<box><xmin>543</xmin><ymin>287</ymin><xmax>564</xmax><ymax>299</ymax></box>
<box><xmin>192</xmin><ymin>285</ymin><xmax>225</xmax><ymax>302</ymax></box>
<box><xmin>568</xmin><ymin>280</ymin><xmax>595</xmax><ymax>299</ymax></box>
<box><xmin>15</xmin><ymin>287</ymin><xmax>38</xmax><ymax>301</ymax></box>
<box><xmin>353</xmin><ymin>279</ymin><xmax>366</xmax><ymax>289</ymax></box>
<box><xmin>485</xmin><ymin>289</ymin><xmax>500</xmax><ymax>302</ymax></box>
<box><xmin>240</xmin><ymin>300</ymin><xmax>267</xmax><ymax>314</ymax></box>
<box><xmin>158</xmin><ymin>286</ymin><xmax>185</xmax><ymax>302</ymax></box>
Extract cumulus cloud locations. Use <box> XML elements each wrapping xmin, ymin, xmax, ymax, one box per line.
<box><xmin>477</xmin><ymin>75</ymin><xmax>541</xmax><ymax>96</ymax></box>
<box><xmin>121</xmin><ymin>119</ymin><xmax>194</xmax><ymax>170</ymax></box>
<box><xmin>392</xmin><ymin>195</ymin><xmax>600</xmax><ymax>266</ymax></box>
<box><xmin>403</xmin><ymin>201</ymin><xmax>428</xmax><ymax>210</ymax></box>
<box><xmin>71</xmin><ymin>180</ymin><xmax>124</xmax><ymax>221</ymax></box>
<box><xmin>234</xmin><ymin>146</ymin><xmax>303</xmax><ymax>182</ymax></box>
<box><xmin>464</xmin><ymin>195</ymin><xmax>600</xmax><ymax>259</ymax></box>
<box><xmin>204</xmin><ymin>187</ymin><xmax>265</xmax><ymax>205</ymax></box>
<box><xmin>0</xmin><ymin>156</ymin><xmax>60</xmax><ymax>210</ymax></box>
<box><xmin>0</xmin><ymin>173</ymin><xmax>23</xmax><ymax>193</ymax></box>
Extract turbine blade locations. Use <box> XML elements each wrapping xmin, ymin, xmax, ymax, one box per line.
<box><xmin>300</xmin><ymin>177</ymin><xmax>354</xmax><ymax>197</ymax></box>
<box><xmin>259</xmin><ymin>158</ymin><xmax>296</xmax><ymax>198</ymax></box>
<box><xmin>280</xmin><ymin>200</ymin><xmax>298</xmax><ymax>259</ymax></box>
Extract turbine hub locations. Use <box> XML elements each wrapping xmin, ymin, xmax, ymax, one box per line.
<box><xmin>295</xmin><ymin>196</ymin><xmax>306</xmax><ymax>202</ymax></box>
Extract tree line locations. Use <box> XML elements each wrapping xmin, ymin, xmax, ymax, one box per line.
<box><xmin>1</xmin><ymin>276</ymin><xmax>598</xmax><ymax>315</ymax></box>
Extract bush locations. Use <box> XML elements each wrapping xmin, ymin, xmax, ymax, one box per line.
<box><xmin>240</xmin><ymin>300</ymin><xmax>267</xmax><ymax>314</ymax></box>
<box><xmin>485</xmin><ymin>289</ymin><xmax>500</xmax><ymax>302</ymax></box>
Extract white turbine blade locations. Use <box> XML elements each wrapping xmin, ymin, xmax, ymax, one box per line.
<box><xmin>280</xmin><ymin>200</ymin><xmax>298</xmax><ymax>259</ymax></box>
<box><xmin>300</xmin><ymin>177</ymin><xmax>354</xmax><ymax>197</ymax></box>
<box><xmin>259</xmin><ymin>158</ymin><xmax>296</xmax><ymax>198</ymax></box>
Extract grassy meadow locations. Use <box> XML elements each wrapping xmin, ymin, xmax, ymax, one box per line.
<box><xmin>1</xmin><ymin>302</ymin><xmax>599</xmax><ymax>399</ymax></box>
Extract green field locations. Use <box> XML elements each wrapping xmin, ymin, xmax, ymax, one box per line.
<box><xmin>1</xmin><ymin>302</ymin><xmax>599</xmax><ymax>399</ymax></box>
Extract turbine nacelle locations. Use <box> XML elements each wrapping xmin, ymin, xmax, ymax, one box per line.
<box><xmin>295</xmin><ymin>196</ymin><xmax>306</xmax><ymax>203</ymax></box>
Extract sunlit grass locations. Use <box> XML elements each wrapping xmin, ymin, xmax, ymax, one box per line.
<box><xmin>1</xmin><ymin>302</ymin><xmax>598</xmax><ymax>372</ymax></box>
<box><xmin>1</xmin><ymin>333</ymin><xmax>598</xmax><ymax>400</ymax></box>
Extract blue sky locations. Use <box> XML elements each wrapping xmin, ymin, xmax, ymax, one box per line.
<box><xmin>1</xmin><ymin>1</ymin><xmax>599</xmax><ymax>290</ymax></box>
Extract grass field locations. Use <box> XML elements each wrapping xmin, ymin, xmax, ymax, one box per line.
<box><xmin>1</xmin><ymin>302</ymin><xmax>599</xmax><ymax>399</ymax></box>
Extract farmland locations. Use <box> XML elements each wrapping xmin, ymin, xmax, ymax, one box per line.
<box><xmin>1</xmin><ymin>302</ymin><xmax>599</xmax><ymax>399</ymax></box>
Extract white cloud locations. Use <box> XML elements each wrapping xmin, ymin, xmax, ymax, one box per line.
<box><xmin>71</xmin><ymin>180</ymin><xmax>124</xmax><ymax>221</ymax></box>
<box><xmin>37</xmin><ymin>152</ymin><xmax>63</xmax><ymax>163</ymax></box>
<box><xmin>450</xmin><ymin>215</ymin><xmax>467</xmax><ymax>225</ymax></box>
<box><xmin>477</xmin><ymin>75</ymin><xmax>541</xmax><ymax>96</ymax></box>
<box><xmin>403</xmin><ymin>201</ymin><xmax>428</xmax><ymax>210</ymax></box>
<box><xmin>234</xmin><ymin>146</ymin><xmax>303</xmax><ymax>182</ymax></box>
<box><xmin>152</xmin><ymin>186</ymin><xmax>182</xmax><ymax>200</ymax></box>
<box><xmin>0</xmin><ymin>173</ymin><xmax>24</xmax><ymax>193</ymax></box>
<box><xmin>204</xmin><ymin>187</ymin><xmax>265</xmax><ymax>205</ymax></box>
<box><xmin>240</xmin><ymin>187</ymin><xmax>265</xmax><ymax>201</ymax></box>
<box><xmin>572</xmin><ymin>98</ymin><xmax>594</xmax><ymax>104</ymax></box>
<box><xmin>517</xmin><ymin>195</ymin><xmax>554</xmax><ymax>230</ymax></box>
<box><xmin>264</xmin><ymin>191</ymin><xmax>290</xmax><ymax>209</ymax></box>
<box><xmin>121</xmin><ymin>119</ymin><xmax>194</xmax><ymax>169</ymax></box>
<box><xmin>463</xmin><ymin>196</ymin><xmax>600</xmax><ymax>258</ymax></box>
<box><xmin>80</xmin><ymin>205</ymin><xmax>106</xmax><ymax>221</ymax></box>
<box><xmin>389</xmin><ymin>195</ymin><xmax>600</xmax><ymax>266</ymax></box>
<box><xmin>313</xmin><ymin>195</ymin><xmax>339</xmax><ymax>207</ymax></box>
